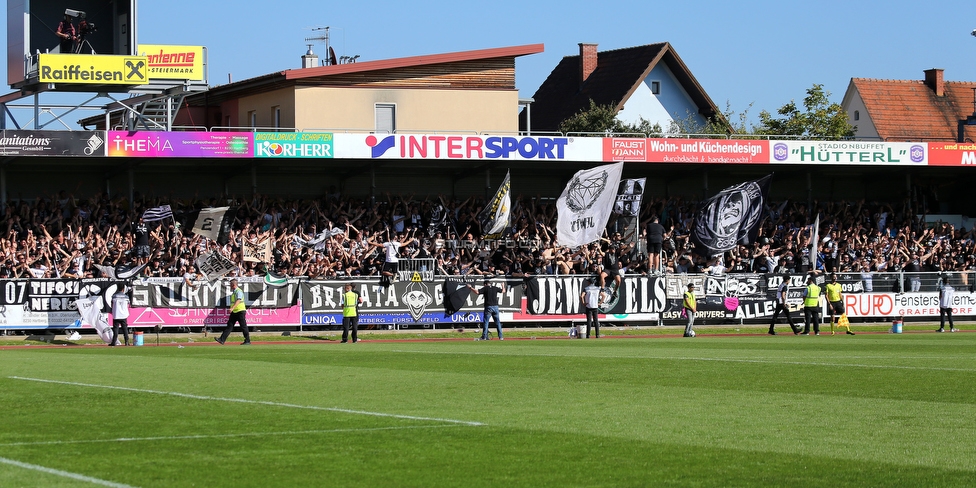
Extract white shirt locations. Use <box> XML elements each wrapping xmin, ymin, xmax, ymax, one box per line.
<box><xmin>940</xmin><ymin>285</ymin><xmax>955</xmax><ymax>309</ymax></box>
<box><xmin>383</xmin><ymin>242</ymin><xmax>401</xmax><ymax>263</ymax></box>
<box><xmin>112</xmin><ymin>292</ymin><xmax>130</xmax><ymax>320</ymax></box>
<box><xmin>583</xmin><ymin>285</ymin><xmax>601</xmax><ymax>309</ymax></box>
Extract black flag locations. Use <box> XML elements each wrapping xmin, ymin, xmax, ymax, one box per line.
<box><xmin>691</xmin><ymin>175</ymin><xmax>771</xmax><ymax>257</ymax></box>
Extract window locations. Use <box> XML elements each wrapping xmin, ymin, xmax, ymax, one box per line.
<box><xmin>854</xmin><ymin>110</ymin><xmax>860</xmax><ymax>121</ymax></box>
<box><xmin>273</xmin><ymin>106</ymin><xmax>281</xmax><ymax>128</ymax></box>
<box><xmin>375</xmin><ymin>104</ymin><xmax>396</xmax><ymax>134</ymax></box>
<box><xmin>650</xmin><ymin>81</ymin><xmax>661</xmax><ymax>95</ymax></box>
<box><xmin>248</xmin><ymin>111</ymin><xmax>257</xmax><ymax>128</ymax></box>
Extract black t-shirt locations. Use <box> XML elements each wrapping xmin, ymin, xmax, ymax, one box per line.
<box><xmin>647</xmin><ymin>222</ymin><xmax>666</xmax><ymax>244</ymax></box>
<box><xmin>135</xmin><ymin>222</ymin><xmax>149</xmax><ymax>247</ymax></box>
<box><xmin>479</xmin><ymin>285</ymin><xmax>502</xmax><ymax>306</ymax></box>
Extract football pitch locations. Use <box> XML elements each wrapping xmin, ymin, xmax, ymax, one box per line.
<box><xmin>1</xmin><ymin>332</ymin><xmax>974</xmax><ymax>487</ymax></box>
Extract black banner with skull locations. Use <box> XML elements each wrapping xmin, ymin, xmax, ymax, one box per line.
<box><xmin>691</xmin><ymin>175</ymin><xmax>771</xmax><ymax>257</ymax></box>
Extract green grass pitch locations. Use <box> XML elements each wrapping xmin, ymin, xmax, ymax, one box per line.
<box><xmin>1</xmin><ymin>332</ymin><xmax>974</xmax><ymax>487</ymax></box>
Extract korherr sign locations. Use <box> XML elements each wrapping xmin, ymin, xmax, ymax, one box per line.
<box><xmin>38</xmin><ymin>54</ymin><xmax>148</xmax><ymax>85</ymax></box>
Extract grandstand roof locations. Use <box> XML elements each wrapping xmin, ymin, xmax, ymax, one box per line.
<box><xmin>521</xmin><ymin>42</ymin><xmax>721</xmax><ymax>132</ymax></box>
<box><xmin>845</xmin><ymin>70</ymin><xmax>976</xmax><ymax>142</ymax></box>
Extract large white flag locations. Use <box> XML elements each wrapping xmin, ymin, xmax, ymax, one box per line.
<box><xmin>556</xmin><ymin>162</ymin><xmax>623</xmax><ymax>248</ymax></box>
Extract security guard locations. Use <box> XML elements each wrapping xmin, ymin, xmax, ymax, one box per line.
<box><xmin>341</xmin><ymin>282</ymin><xmax>361</xmax><ymax>343</ymax></box>
<box><xmin>683</xmin><ymin>283</ymin><xmax>697</xmax><ymax>337</ymax></box>
<box><xmin>216</xmin><ymin>278</ymin><xmax>250</xmax><ymax>345</ymax></box>
<box><xmin>801</xmin><ymin>275</ymin><xmax>821</xmax><ymax>335</ymax></box>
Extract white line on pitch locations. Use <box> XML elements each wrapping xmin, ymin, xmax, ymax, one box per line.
<box><xmin>388</xmin><ymin>349</ymin><xmax>976</xmax><ymax>372</ymax></box>
<box><xmin>7</xmin><ymin>376</ymin><xmax>484</xmax><ymax>426</ymax></box>
<box><xmin>0</xmin><ymin>456</ymin><xmax>135</xmax><ymax>488</ymax></box>
<box><xmin>0</xmin><ymin>424</ymin><xmax>459</xmax><ymax>448</ymax></box>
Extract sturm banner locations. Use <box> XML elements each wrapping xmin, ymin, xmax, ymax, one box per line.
<box><xmin>133</xmin><ymin>278</ymin><xmax>300</xmax><ymax>309</ymax></box>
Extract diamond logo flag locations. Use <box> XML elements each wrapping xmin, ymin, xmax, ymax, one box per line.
<box><xmin>556</xmin><ymin>162</ymin><xmax>623</xmax><ymax>248</ymax></box>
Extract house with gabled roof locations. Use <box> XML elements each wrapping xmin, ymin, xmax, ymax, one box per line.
<box><xmin>521</xmin><ymin>43</ymin><xmax>722</xmax><ymax>133</ymax></box>
<box><xmin>842</xmin><ymin>69</ymin><xmax>976</xmax><ymax>142</ymax></box>
<box><xmin>81</xmin><ymin>44</ymin><xmax>544</xmax><ymax>133</ymax></box>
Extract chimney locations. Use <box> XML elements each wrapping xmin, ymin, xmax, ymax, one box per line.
<box><xmin>924</xmin><ymin>68</ymin><xmax>945</xmax><ymax>97</ymax></box>
<box><xmin>579</xmin><ymin>43</ymin><xmax>598</xmax><ymax>87</ymax></box>
<box><xmin>302</xmin><ymin>45</ymin><xmax>319</xmax><ymax>69</ymax></box>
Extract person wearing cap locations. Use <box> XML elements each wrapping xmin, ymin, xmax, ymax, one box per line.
<box><xmin>468</xmin><ymin>278</ymin><xmax>506</xmax><ymax>340</ymax></box>
<box><xmin>341</xmin><ymin>282</ymin><xmax>362</xmax><ymax>343</ymax></box>
<box><xmin>682</xmin><ymin>283</ymin><xmax>697</xmax><ymax>337</ymax></box>
<box><xmin>801</xmin><ymin>275</ymin><xmax>822</xmax><ymax>335</ymax></box>
<box><xmin>216</xmin><ymin>278</ymin><xmax>251</xmax><ymax>345</ymax></box>
<box><xmin>826</xmin><ymin>273</ymin><xmax>854</xmax><ymax>335</ymax></box>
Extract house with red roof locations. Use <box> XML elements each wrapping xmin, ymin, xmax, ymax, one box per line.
<box><xmin>82</xmin><ymin>44</ymin><xmax>544</xmax><ymax>133</ymax></box>
<box><xmin>520</xmin><ymin>43</ymin><xmax>722</xmax><ymax>133</ymax></box>
<box><xmin>842</xmin><ymin>69</ymin><xmax>976</xmax><ymax>142</ymax></box>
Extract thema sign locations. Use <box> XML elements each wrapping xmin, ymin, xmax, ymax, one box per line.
<box><xmin>7</xmin><ymin>0</ymin><xmax>138</xmax><ymax>87</ymax></box>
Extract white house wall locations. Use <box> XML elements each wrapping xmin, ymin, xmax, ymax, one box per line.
<box><xmin>615</xmin><ymin>64</ymin><xmax>705</xmax><ymax>131</ymax></box>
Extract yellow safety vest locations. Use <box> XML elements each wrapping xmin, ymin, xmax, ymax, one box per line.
<box><xmin>804</xmin><ymin>284</ymin><xmax>821</xmax><ymax>308</ymax></box>
<box><xmin>230</xmin><ymin>287</ymin><xmax>246</xmax><ymax>313</ymax></box>
<box><xmin>342</xmin><ymin>290</ymin><xmax>358</xmax><ymax>317</ymax></box>
<box><xmin>825</xmin><ymin>282</ymin><xmax>842</xmax><ymax>303</ymax></box>
<box><xmin>683</xmin><ymin>291</ymin><xmax>696</xmax><ymax>310</ymax></box>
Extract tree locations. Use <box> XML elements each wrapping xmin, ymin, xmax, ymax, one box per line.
<box><xmin>756</xmin><ymin>84</ymin><xmax>856</xmax><ymax>139</ymax></box>
<box><xmin>557</xmin><ymin>99</ymin><xmax>750</xmax><ymax>137</ymax></box>
<box><xmin>558</xmin><ymin>100</ymin><xmax>632</xmax><ymax>134</ymax></box>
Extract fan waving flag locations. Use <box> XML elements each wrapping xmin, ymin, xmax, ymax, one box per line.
<box><xmin>142</xmin><ymin>205</ymin><xmax>173</xmax><ymax>222</ymax></box>
<box><xmin>690</xmin><ymin>175</ymin><xmax>771</xmax><ymax>257</ymax></box>
<box><xmin>479</xmin><ymin>170</ymin><xmax>511</xmax><ymax>239</ymax></box>
<box><xmin>556</xmin><ymin>162</ymin><xmax>624</xmax><ymax>248</ymax></box>
<box><xmin>613</xmin><ymin>178</ymin><xmax>646</xmax><ymax>216</ymax></box>
<box><xmin>192</xmin><ymin>207</ymin><xmax>235</xmax><ymax>245</ymax></box>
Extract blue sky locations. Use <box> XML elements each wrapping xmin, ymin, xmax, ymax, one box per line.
<box><xmin>4</xmin><ymin>0</ymin><xmax>976</xmax><ymax>127</ymax></box>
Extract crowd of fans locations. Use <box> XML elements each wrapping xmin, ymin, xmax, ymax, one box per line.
<box><xmin>0</xmin><ymin>189</ymin><xmax>972</xmax><ymax>284</ymax></box>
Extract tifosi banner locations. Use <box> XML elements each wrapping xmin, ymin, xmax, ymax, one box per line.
<box><xmin>0</xmin><ymin>130</ymin><xmax>105</xmax><ymax>156</ymax></box>
<box><xmin>139</xmin><ymin>45</ymin><xmax>205</xmax><ymax>81</ymax></box>
<box><xmin>38</xmin><ymin>54</ymin><xmax>148</xmax><ymax>85</ymax></box>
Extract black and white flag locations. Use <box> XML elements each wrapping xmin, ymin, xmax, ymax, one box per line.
<box><xmin>142</xmin><ymin>205</ymin><xmax>173</xmax><ymax>222</ymax></box>
<box><xmin>556</xmin><ymin>162</ymin><xmax>623</xmax><ymax>248</ymax></box>
<box><xmin>195</xmin><ymin>251</ymin><xmax>237</xmax><ymax>282</ymax></box>
<box><xmin>613</xmin><ymin>178</ymin><xmax>646</xmax><ymax>216</ymax></box>
<box><xmin>479</xmin><ymin>170</ymin><xmax>511</xmax><ymax>239</ymax></box>
<box><xmin>691</xmin><ymin>175</ymin><xmax>771</xmax><ymax>257</ymax></box>
<box><xmin>292</xmin><ymin>228</ymin><xmax>344</xmax><ymax>251</ymax></box>
<box><xmin>192</xmin><ymin>207</ymin><xmax>234</xmax><ymax>244</ymax></box>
